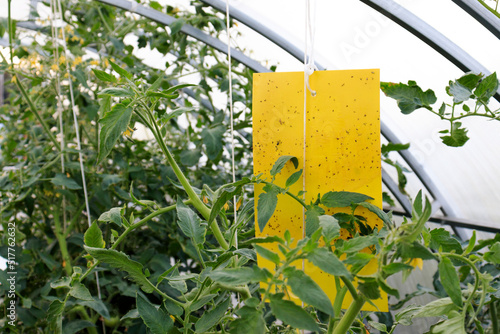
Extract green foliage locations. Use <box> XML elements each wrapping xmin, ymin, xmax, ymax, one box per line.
<box><xmin>84</xmin><ymin>222</ymin><xmax>105</xmax><ymax>248</ymax></box>
<box><xmin>269</xmin><ymin>294</ymin><xmax>321</xmax><ymax>332</ymax></box>
<box><xmin>97</xmin><ymin>207</ymin><xmax>123</xmax><ymax>227</ymax></box>
<box><xmin>383</xmin><ymin>72</ymin><xmax>500</xmax><ymax>147</ymax></box>
<box><xmin>84</xmin><ymin>246</ymin><xmax>155</xmax><ymax>293</ymax></box>
<box><xmin>307</xmin><ymin>248</ymin><xmax>352</xmax><ymax>278</ymax></box>
<box><xmin>208</xmin><ymin>266</ymin><xmax>267</xmax><ymax>285</ymax></box>
<box><xmin>195</xmin><ymin>298</ymin><xmax>231</xmax><ymax>333</ymax></box>
<box><xmin>92</xmin><ymin>69</ymin><xmax>117</xmax><ymax>83</ymax></box>
<box><xmin>380</xmin><ymin>80</ymin><xmax>437</xmax><ymax>114</ymax></box>
<box><xmin>438</xmin><ymin>257</ymin><xmax>463</xmax><ymax>307</ymax></box>
<box><xmin>321</xmin><ymin>191</ymin><xmax>373</xmax><ymax>208</ymax></box>
<box><xmin>284</xmin><ymin>267</ymin><xmax>334</xmax><ymax>316</ymax></box>
<box><xmin>97</xmin><ymin>103</ymin><xmax>133</xmax><ymax>163</ymax></box>
<box><xmin>136</xmin><ymin>293</ymin><xmax>173</xmax><ymax>334</ymax></box>
<box><xmin>270</xmin><ymin>155</ymin><xmax>299</xmax><ymax>176</ymax></box>
<box><xmin>201</xmin><ymin>125</ymin><xmax>226</xmax><ymax>160</ymax></box>
<box><xmin>230</xmin><ymin>305</ymin><xmax>265</xmax><ymax>334</ymax></box>
<box><xmin>2</xmin><ymin>1</ymin><xmax>500</xmax><ymax>333</ymax></box>
<box><xmin>51</xmin><ymin>173</ymin><xmax>82</xmax><ymax>190</ymax></box>
<box><xmin>176</xmin><ymin>197</ymin><xmax>206</xmax><ymax>245</ymax></box>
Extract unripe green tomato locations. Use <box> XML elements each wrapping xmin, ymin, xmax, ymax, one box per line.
<box><xmin>104</xmin><ymin>316</ymin><xmax>120</xmax><ymax>327</ymax></box>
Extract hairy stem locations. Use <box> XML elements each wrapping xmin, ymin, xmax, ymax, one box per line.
<box><xmin>137</xmin><ymin>101</ymin><xmax>229</xmax><ymax>250</ymax></box>
<box><xmin>491</xmin><ymin>299</ymin><xmax>499</xmax><ymax>334</ymax></box>
<box><xmin>0</xmin><ymin>51</ymin><xmax>61</xmax><ymax>151</ymax></box>
<box><xmin>340</xmin><ymin>276</ymin><xmax>359</xmax><ymax>301</ymax></box>
<box><xmin>71</xmin><ymin>306</ymin><xmax>99</xmax><ymax>334</ymax></box>
<box><xmin>332</xmin><ymin>295</ymin><xmax>366</xmax><ymax>334</ymax></box>
<box><xmin>158</xmin><ymin>132</ymin><xmax>228</xmax><ymax>249</ymax></box>
<box><xmin>213</xmin><ymin>283</ymin><xmax>251</xmax><ymax>300</ymax></box>
<box><xmin>54</xmin><ymin>206</ymin><xmax>73</xmax><ymax>276</ymax></box>
<box><xmin>330</xmin><ymin>277</ymin><xmax>348</xmax><ymax>334</ymax></box>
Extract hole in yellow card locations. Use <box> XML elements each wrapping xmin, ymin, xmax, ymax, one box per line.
<box><xmin>252</xmin><ymin>69</ymin><xmax>388</xmax><ymax>312</ymax></box>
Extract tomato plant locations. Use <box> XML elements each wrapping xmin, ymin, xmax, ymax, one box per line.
<box><xmin>1</xmin><ymin>1</ymin><xmax>500</xmax><ymax>334</ymax></box>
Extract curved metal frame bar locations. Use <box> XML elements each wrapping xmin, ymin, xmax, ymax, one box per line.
<box><xmin>359</xmin><ymin>0</ymin><xmax>489</xmax><ymax>74</ymax></box>
<box><xmin>96</xmin><ymin>0</ymin><xmax>269</xmax><ymax>73</ymax></box>
<box><xmin>198</xmin><ymin>0</ymin><xmax>325</xmax><ymax>71</ymax></box>
<box><xmin>360</xmin><ymin>0</ymin><xmax>500</xmax><ymax>102</ymax></box>
<box><xmin>452</xmin><ymin>0</ymin><xmax>500</xmax><ymax>39</ymax></box>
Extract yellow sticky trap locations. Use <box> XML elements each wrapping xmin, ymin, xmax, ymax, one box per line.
<box><xmin>253</xmin><ymin>69</ymin><xmax>387</xmax><ymax>312</ymax></box>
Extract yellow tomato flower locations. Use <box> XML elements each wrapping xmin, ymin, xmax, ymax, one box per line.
<box><xmin>51</xmin><ymin>64</ymin><xmax>59</xmax><ymax>71</ymax></box>
<box><xmin>123</xmin><ymin>127</ymin><xmax>134</xmax><ymax>137</ymax></box>
<box><xmin>223</xmin><ymin>202</ymin><xmax>229</xmax><ymax>211</ymax></box>
<box><xmin>409</xmin><ymin>258</ymin><xmax>423</xmax><ymax>270</ymax></box>
<box><xmin>73</xmin><ymin>56</ymin><xmax>82</xmax><ymax>66</ymax></box>
<box><xmin>59</xmin><ymin>55</ymin><xmax>66</xmax><ymax>64</ymax></box>
<box><xmin>236</xmin><ymin>197</ymin><xmax>243</xmax><ymax>211</ymax></box>
<box><xmin>90</xmin><ymin>59</ymin><xmax>100</xmax><ymax>66</ymax></box>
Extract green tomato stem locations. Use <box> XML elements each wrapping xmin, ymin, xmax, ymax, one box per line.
<box><xmin>137</xmin><ymin>102</ymin><xmax>229</xmax><ymax>250</ymax></box>
<box><xmin>330</xmin><ymin>277</ymin><xmax>348</xmax><ymax>333</ymax></box>
<box><xmin>7</xmin><ymin>0</ymin><xmax>13</xmax><ymax>65</ymax></box>
<box><xmin>53</xmin><ymin>205</ymin><xmax>73</xmax><ymax>276</ymax></box>
<box><xmin>340</xmin><ymin>276</ymin><xmax>359</xmax><ymax>301</ymax></box>
<box><xmin>491</xmin><ymin>299</ymin><xmax>499</xmax><ymax>334</ymax></box>
<box><xmin>160</xmin><ymin>141</ymin><xmax>229</xmax><ymax>250</ymax></box>
<box><xmin>71</xmin><ymin>306</ymin><xmax>99</xmax><ymax>334</ymax></box>
<box><xmin>213</xmin><ymin>283</ymin><xmax>251</xmax><ymax>300</ymax></box>
<box><xmin>331</xmin><ymin>295</ymin><xmax>366</xmax><ymax>334</ymax></box>
<box><xmin>16</xmin><ymin>73</ymin><xmax>61</xmax><ymax>150</ymax></box>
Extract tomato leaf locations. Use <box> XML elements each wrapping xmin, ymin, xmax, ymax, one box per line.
<box><xmin>92</xmin><ymin>69</ymin><xmax>116</xmax><ymax>83</ymax></box>
<box><xmin>84</xmin><ymin>222</ymin><xmax>105</xmax><ymax>248</ymax></box>
<box><xmin>136</xmin><ymin>293</ymin><xmax>173</xmax><ymax>334</ymax></box>
<box><xmin>438</xmin><ymin>256</ymin><xmax>463</xmax><ymax>307</ymax></box>
<box><xmin>269</xmin><ymin>294</ymin><xmax>320</xmax><ymax>332</ymax></box>
<box><xmin>270</xmin><ymin>155</ymin><xmax>299</xmax><ymax>176</ymax></box>
<box><xmin>284</xmin><ymin>267</ymin><xmax>334</xmax><ymax>316</ymax></box>
<box><xmin>98</xmin><ymin>103</ymin><xmax>133</xmax><ymax>163</ymax></box>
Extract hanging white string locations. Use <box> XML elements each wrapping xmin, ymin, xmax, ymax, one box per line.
<box><xmin>49</xmin><ymin>0</ymin><xmax>67</xmax><ymax>233</ymax></box>
<box><xmin>305</xmin><ymin>0</ymin><xmax>318</xmax><ymax>97</ymax></box>
<box><xmin>226</xmin><ymin>0</ymin><xmax>238</xmax><ymax>245</ymax></box>
<box><xmin>303</xmin><ymin>0</ymin><xmax>317</xmax><ymax>280</ymax></box>
<box><xmin>54</xmin><ymin>0</ymin><xmax>92</xmax><ymax>230</ymax></box>
<box><xmin>53</xmin><ymin>0</ymin><xmax>104</xmax><ymax>327</ymax></box>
